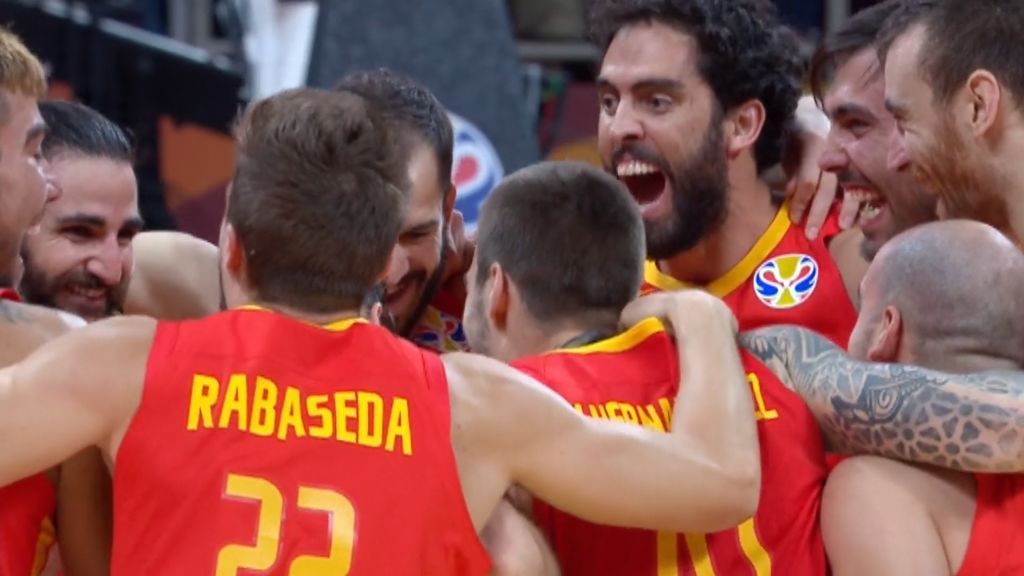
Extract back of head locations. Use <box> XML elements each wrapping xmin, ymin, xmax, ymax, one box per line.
<box><xmin>475</xmin><ymin>161</ymin><xmax>644</xmax><ymax>325</ymax></box>
<box><xmin>809</xmin><ymin>0</ymin><xmax>903</xmax><ymax>105</ymax></box>
<box><xmin>587</xmin><ymin>0</ymin><xmax>803</xmax><ymax>173</ymax></box>
<box><xmin>39</xmin><ymin>100</ymin><xmax>132</xmax><ymax>162</ymax></box>
<box><xmin>874</xmin><ymin>220</ymin><xmax>1024</xmax><ymax>367</ymax></box>
<box><xmin>0</xmin><ymin>27</ymin><xmax>45</xmax><ymax>124</ymax></box>
<box><xmin>334</xmin><ymin>68</ymin><xmax>454</xmax><ymax>188</ymax></box>
<box><xmin>228</xmin><ymin>88</ymin><xmax>407</xmax><ymax>313</ymax></box>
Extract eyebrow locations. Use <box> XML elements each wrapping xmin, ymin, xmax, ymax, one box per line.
<box><xmin>596</xmin><ymin>77</ymin><xmax>684</xmax><ymax>93</ymax></box>
<box><xmin>832</xmin><ymin>103</ymin><xmax>875</xmax><ymax>121</ymax></box>
<box><xmin>58</xmin><ymin>213</ymin><xmax>146</xmax><ymax>233</ymax></box>
<box><xmin>25</xmin><ymin>121</ymin><xmax>47</xmax><ymax>145</ymax></box>
<box><xmin>403</xmin><ymin>220</ymin><xmax>440</xmax><ymax>235</ymax></box>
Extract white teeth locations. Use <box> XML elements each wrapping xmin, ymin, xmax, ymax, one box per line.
<box><xmin>616</xmin><ymin>161</ymin><xmax>660</xmax><ymax>178</ymax></box>
<box><xmin>859</xmin><ymin>203</ymin><xmax>882</xmax><ymax>221</ymax></box>
<box><xmin>68</xmin><ymin>286</ymin><xmax>104</xmax><ymax>299</ymax></box>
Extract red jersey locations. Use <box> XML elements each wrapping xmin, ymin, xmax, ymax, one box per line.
<box><xmin>641</xmin><ymin>204</ymin><xmax>856</xmax><ymax>348</ymax></box>
<box><xmin>112</xmin><ymin>307</ymin><xmax>488</xmax><ymax>575</ymax></box>
<box><xmin>957</xmin><ymin>474</ymin><xmax>1024</xmax><ymax>575</ymax></box>
<box><xmin>0</xmin><ymin>288</ymin><xmax>57</xmax><ymax>576</ymax></box>
<box><xmin>517</xmin><ymin>318</ymin><xmax>827</xmax><ymax>576</ymax></box>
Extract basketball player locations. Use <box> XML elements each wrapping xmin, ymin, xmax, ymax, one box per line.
<box><xmin>0</xmin><ymin>88</ymin><xmax>760</xmax><ymax>574</ymax></box>
<box><xmin>817</xmin><ymin>220</ymin><xmax>1024</xmax><ymax>575</ymax></box>
<box><xmin>0</xmin><ymin>26</ymin><xmax>90</xmax><ymax>576</ymax></box>
<box><xmin>465</xmin><ymin>162</ymin><xmax>1024</xmax><ymax>575</ymax></box>
<box><xmin>881</xmin><ymin>0</ymin><xmax>1024</xmax><ymax>241</ymax></box>
<box><xmin>808</xmin><ymin>0</ymin><xmax>937</xmax><ymax>260</ymax></box>
<box><xmin>590</xmin><ymin>0</ymin><xmax>867</xmax><ymax>347</ymax></box>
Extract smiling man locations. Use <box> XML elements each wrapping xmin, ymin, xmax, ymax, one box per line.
<box><xmin>881</xmin><ymin>0</ymin><xmax>1024</xmax><ymax>241</ymax></box>
<box><xmin>19</xmin><ymin>100</ymin><xmax>143</xmax><ymax>321</ymax></box>
<box><xmin>809</xmin><ymin>0</ymin><xmax>937</xmax><ymax>260</ymax></box>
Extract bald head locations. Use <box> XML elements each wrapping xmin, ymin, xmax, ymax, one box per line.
<box><xmin>861</xmin><ymin>220</ymin><xmax>1024</xmax><ymax>370</ymax></box>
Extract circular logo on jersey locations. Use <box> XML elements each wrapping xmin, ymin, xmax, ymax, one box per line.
<box><xmin>449</xmin><ymin>112</ymin><xmax>504</xmax><ymax>232</ymax></box>
<box><xmin>753</xmin><ymin>254</ymin><xmax>819</xmax><ymax>310</ymax></box>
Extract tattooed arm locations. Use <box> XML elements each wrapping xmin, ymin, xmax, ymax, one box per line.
<box><xmin>741</xmin><ymin>325</ymin><xmax>1024</xmax><ymax>472</ymax></box>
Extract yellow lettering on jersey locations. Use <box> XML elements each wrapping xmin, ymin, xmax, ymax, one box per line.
<box><xmin>188</xmin><ymin>374</ymin><xmax>220</xmax><ymax>430</ymax></box>
<box><xmin>250</xmin><ymin>377</ymin><xmax>279</xmax><ymax>437</ymax></box>
<box><xmin>618</xmin><ymin>403</ymin><xmax>639</xmax><ymax>425</ymax></box>
<box><xmin>219</xmin><ymin>374</ymin><xmax>250</xmax><ymax>431</ymax></box>
<box><xmin>307</xmin><ymin>394</ymin><xmax>333</xmax><ymax>439</ymax></box>
<box><xmin>747</xmin><ymin>373</ymin><xmax>779</xmax><ymax>422</ymax></box>
<box><xmin>277</xmin><ymin>386</ymin><xmax>307</xmax><ymax>440</ymax></box>
<box><xmin>334</xmin><ymin>392</ymin><xmax>357</xmax><ymax>443</ymax></box>
<box><xmin>357</xmin><ymin>392</ymin><xmax>384</xmax><ymax>449</ymax></box>
<box><xmin>572</xmin><ymin>402</ymin><xmax>586</xmax><ymax>416</ymax></box>
<box><xmin>638</xmin><ymin>404</ymin><xmax>666</xmax><ymax>432</ymax></box>
<box><xmin>186</xmin><ymin>372</ymin><xmax>414</xmax><ymax>456</ymax></box>
<box><xmin>385</xmin><ymin>398</ymin><xmax>412</xmax><ymax>455</ymax></box>
<box><xmin>658</xmin><ymin>398</ymin><xmax>674</xmax><ymax>429</ymax></box>
<box><xmin>605</xmin><ymin>402</ymin><xmax>621</xmax><ymax>422</ymax></box>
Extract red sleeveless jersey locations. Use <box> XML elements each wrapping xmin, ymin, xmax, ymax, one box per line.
<box><xmin>112</xmin><ymin>307</ymin><xmax>488</xmax><ymax>575</ymax></box>
<box><xmin>957</xmin><ymin>474</ymin><xmax>1024</xmax><ymax>575</ymax></box>
<box><xmin>0</xmin><ymin>288</ymin><xmax>57</xmax><ymax>576</ymax></box>
<box><xmin>516</xmin><ymin>318</ymin><xmax>827</xmax><ymax>576</ymax></box>
<box><xmin>640</xmin><ymin>204</ymin><xmax>856</xmax><ymax>348</ymax></box>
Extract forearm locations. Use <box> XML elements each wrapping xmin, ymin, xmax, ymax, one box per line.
<box><xmin>667</xmin><ymin>308</ymin><xmax>760</xmax><ymax>498</ymax></box>
<box><xmin>742</xmin><ymin>326</ymin><xmax>1024</xmax><ymax>472</ymax></box>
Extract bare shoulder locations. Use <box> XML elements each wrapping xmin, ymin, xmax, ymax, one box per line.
<box><xmin>127</xmin><ymin>231</ymin><xmax>220</xmax><ymax>319</ymax></box>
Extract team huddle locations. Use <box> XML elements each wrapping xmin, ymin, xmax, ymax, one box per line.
<box><xmin>0</xmin><ymin>0</ymin><xmax>1022</xmax><ymax>574</ymax></box>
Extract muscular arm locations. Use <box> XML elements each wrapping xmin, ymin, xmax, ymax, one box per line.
<box><xmin>125</xmin><ymin>231</ymin><xmax>220</xmax><ymax>319</ymax></box>
<box><xmin>0</xmin><ymin>316</ymin><xmax>151</xmax><ymax>485</ymax></box>
<box><xmin>450</xmin><ymin>300</ymin><xmax>759</xmax><ymax>534</ymax></box>
<box><xmin>741</xmin><ymin>325</ymin><xmax>1024</xmax><ymax>472</ymax></box>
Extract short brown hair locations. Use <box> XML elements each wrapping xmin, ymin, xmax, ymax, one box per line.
<box><xmin>919</xmin><ymin>0</ymin><xmax>1024</xmax><ymax>110</ymax></box>
<box><xmin>228</xmin><ymin>88</ymin><xmax>407</xmax><ymax>313</ymax></box>
<box><xmin>475</xmin><ymin>161</ymin><xmax>645</xmax><ymax>323</ymax></box>
<box><xmin>0</xmin><ymin>27</ymin><xmax>46</xmax><ymax>124</ymax></box>
<box><xmin>809</xmin><ymin>0</ymin><xmax>903</xmax><ymax>107</ymax></box>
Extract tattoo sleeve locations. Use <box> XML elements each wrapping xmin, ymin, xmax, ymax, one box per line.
<box><xmin>741</xmin><ymin>326</ymin><xmax>1024</xmax><ymax>472</ymax></box>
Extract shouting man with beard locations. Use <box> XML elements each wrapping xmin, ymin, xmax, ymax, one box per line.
<box><xmin>20</xmin><ymin>100</ymin><xmax>144</xmax><ymax>321</ymax></box>
<box><xmin>591</xmin><ymin>0</ymin><xmax>867</xmax><ymax>347</ymax></box>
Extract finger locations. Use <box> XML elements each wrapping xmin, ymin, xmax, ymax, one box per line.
<box><xmin>839</xmin><ymin>192</ymin><xmax>861</xmax><ymax>230</ymax></box>
<box><xmin>804</xmin><ymin>171</ymin><xmax>838</xmax><ymax>240</ymax></box>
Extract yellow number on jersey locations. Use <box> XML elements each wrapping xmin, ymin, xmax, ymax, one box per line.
<box><xmin>657</xmin><ymin>519</ymin><xmax>772</xmax><ymax>575</ymax></box>
<box><xmin>216</xmin><ymin>473</ymin><xmax>356</xmax><ymax>576</ymax></box>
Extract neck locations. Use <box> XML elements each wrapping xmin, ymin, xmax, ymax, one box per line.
<box><xmin>243</xmin><ymin>300</ymin><xmax>363</xmax><ymax>327</ymax></box>
<box><xmin>999</xmin><ymin>115</ymin><xmax>1024</xmax><ymax>243</ymax></box>
<box><xmin>515</xmin><ymin>313</ymin><xmax>620</xmax><ymax>358</ymax></box>
<box><xmin>658</xmin><ymin>174</ymin><xmax>777</xmax><ymax>285</ymax></box>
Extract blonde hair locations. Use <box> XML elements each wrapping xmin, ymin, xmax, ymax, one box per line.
<box><xmin>0</xmin><ymin>27</ymin><xmax>46</xmax><ymax>123</ymax></box>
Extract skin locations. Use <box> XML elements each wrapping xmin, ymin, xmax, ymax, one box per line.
<box><xmin>822</xmin><ymin>221</ymin><xmax>1024</xmax><ymax>576</ymax></box>
<box><xmin>885</xmin><ymin>25</ymin><xmax>1022</xmax><ymax>238</ymax></box>
<box><xmin>0</xmin><ymin>90</ymin><xmax>58</xmax><ymax>287</ymax></box>
<box><xmin>597</xmin><ymin>22</ymin><xmax>865</xmax><ymax>299</ymax></box>
<box><xmin>20</xmin><ymin>155</ymin><xmax>142</xmax><ymax>321</ymax></box>
<box><xmin>0</xmin><ymin>217</ymin><xmax>761</xmax><ymax>569</ymax></box>
<box><xmin>382</xmin><ymin>140</ymin><xmax>455</xmax><ymax>335</ymax></box>
<box><xmin>819</xmin><ymin>48</ymin><xmax>937</xmax><ymax>260</ymax></box>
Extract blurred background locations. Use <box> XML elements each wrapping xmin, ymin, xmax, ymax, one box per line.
<box><xmin>0</xmin><ymin>0</ymin><xmax>883</xmax><ymax>239</ymax></box>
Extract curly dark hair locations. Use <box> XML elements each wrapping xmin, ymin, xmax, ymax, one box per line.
<box><xmin>587</xmin><ymin>0</ymin><xmax>803</xmax><ymax>173</ymax></box>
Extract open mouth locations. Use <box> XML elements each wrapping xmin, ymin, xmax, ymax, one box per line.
<box><xmin>616</xmin><ymin>160</ymin><xmax>669</xmax><ymax>217</ymax></box>
<box><xmin>845</xmin><ymin>187</ymin><xmax>887</xmax><ymax>228</ymax></box>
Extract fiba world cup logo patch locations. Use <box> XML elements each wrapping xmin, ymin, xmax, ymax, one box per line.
<box><xmin>754</xmin><ymin>254</ymin><xmax>819</xmax><ymax>309</ymax></box>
